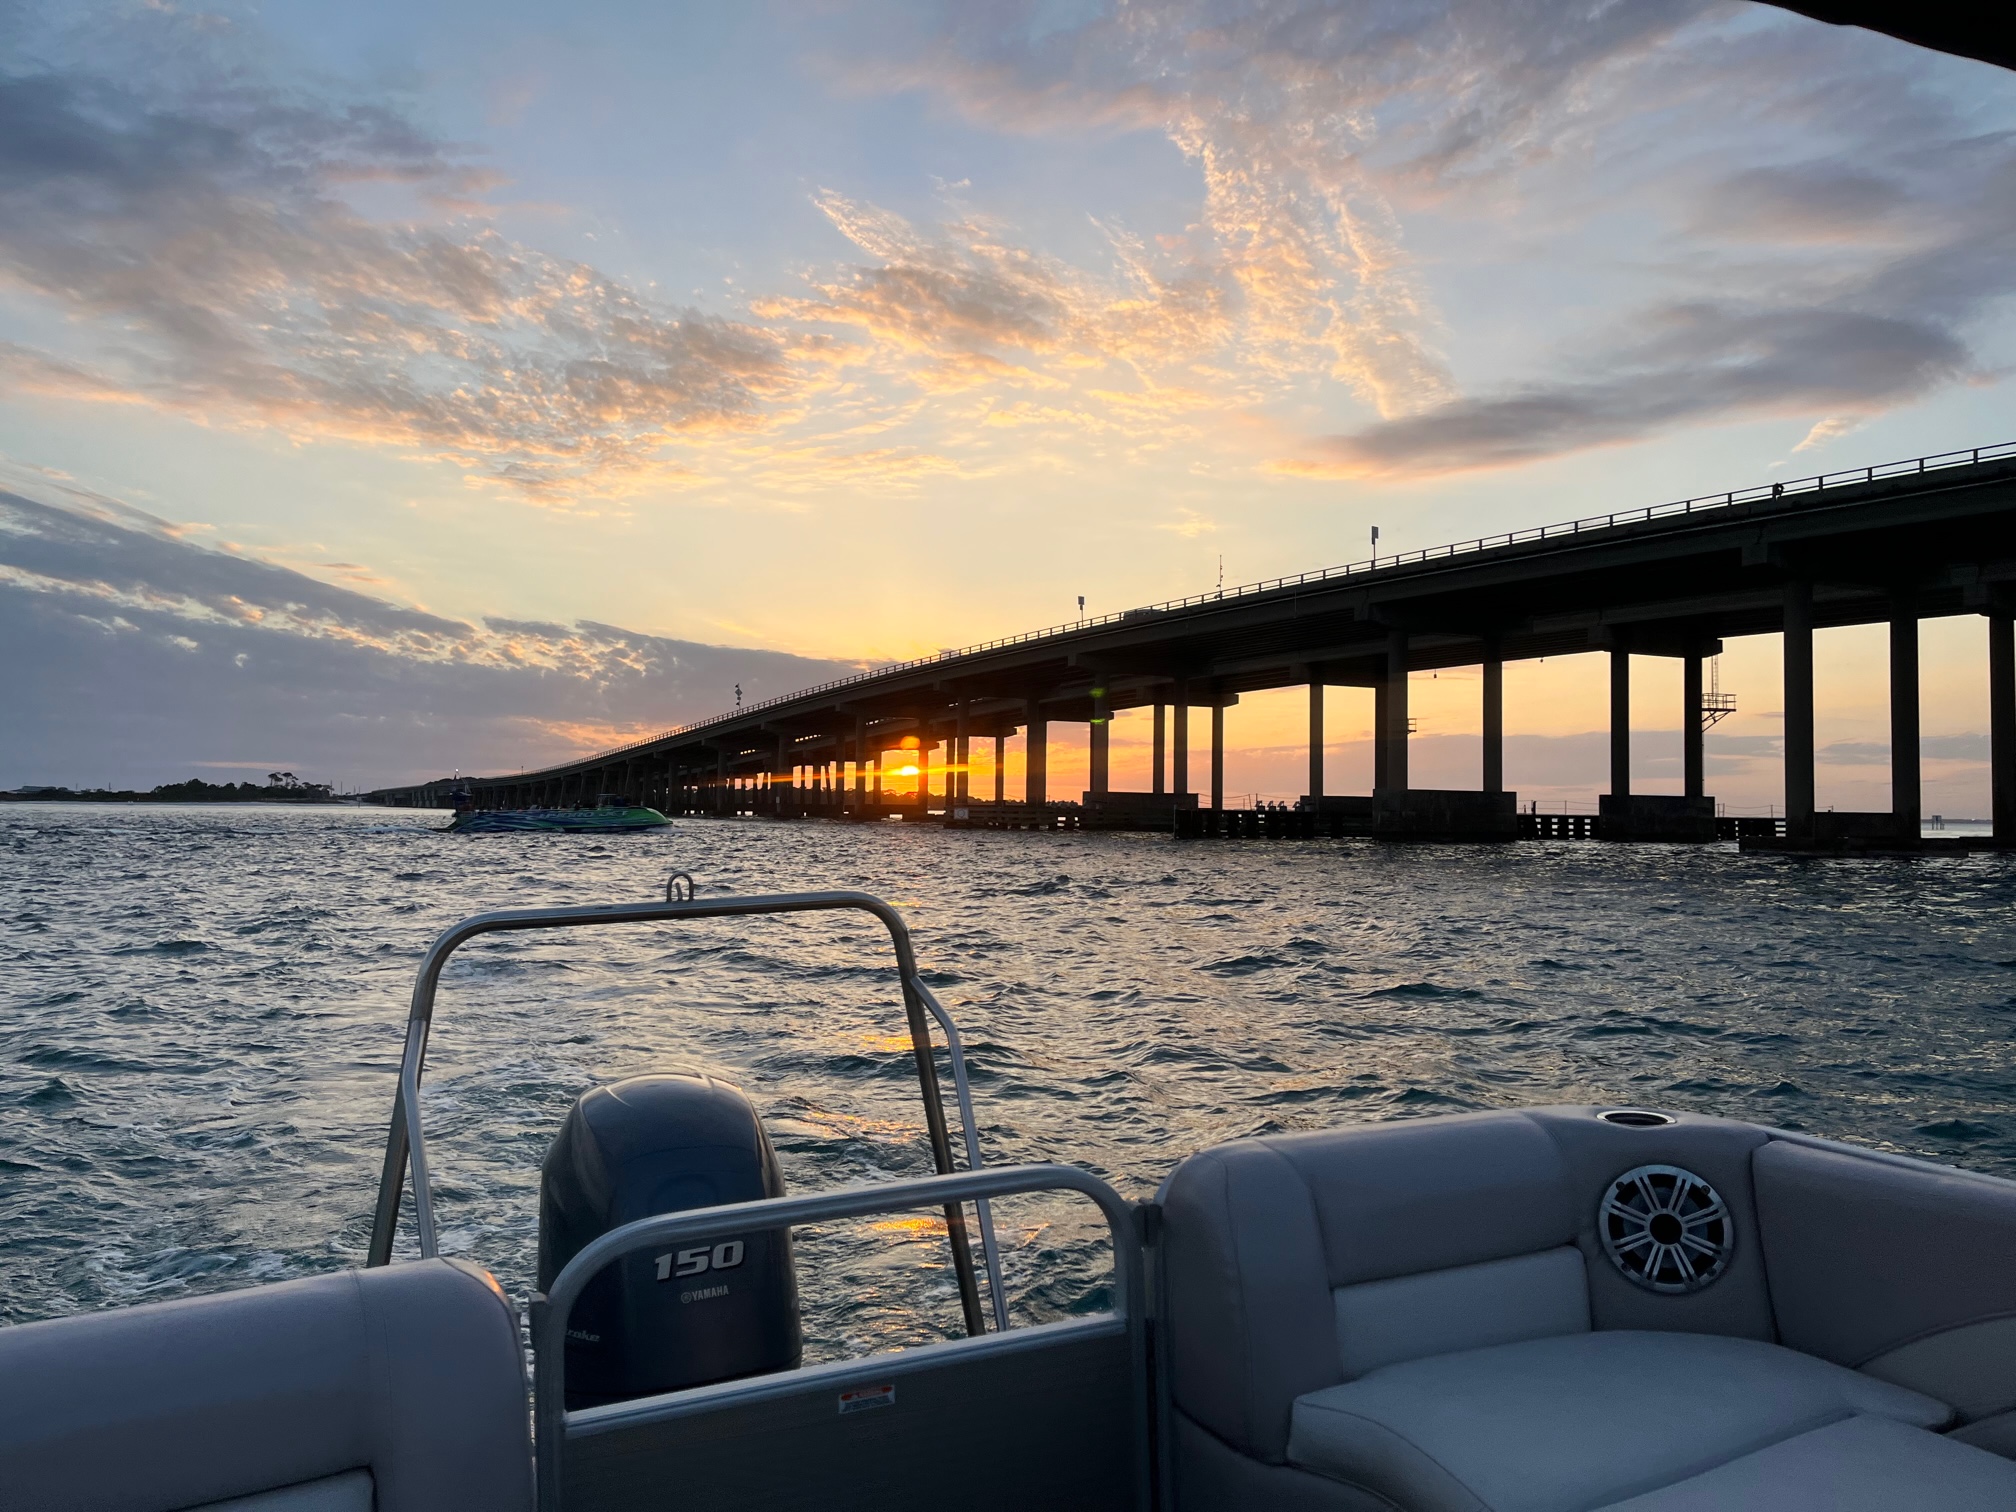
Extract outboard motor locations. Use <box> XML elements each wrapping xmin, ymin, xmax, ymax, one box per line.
<box><xmin>536</xmin><ymin>1072</ymin><xmax>800</xmax><ymax>1408</ymax></box>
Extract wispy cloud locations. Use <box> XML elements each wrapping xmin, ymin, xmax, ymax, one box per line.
<box><xmin>838</xmin><ymin>1</ymin><xmax>2012</xmax><ymax>478</ymax></box>
<box><xmin>837</xmin><ymin>1</ymin><xmax>1497</xmax><ymax>417</ymax></box>
<box><xmin>2</xmin><ymin>0</ymin><xmax>2011</xmax><ymax>505</ymax></box>
<box><xmin>0</xmin><ymin>60</ymin><xmax>794</xmax><ymax>494</ymax></box>
<box><xmin>1158</xmin><ymin>507</ymin><xmax>1218</xmax><ymax>538</ymax></box>
<box><xmin>1252</xmin><ymin>9</ymin><xmax>2016</xmax><ymax>476</ymax></box>
<box><xmin>1279</xmin><ymin>304</ymin><xmax>1973</xmax><ymax>478</ymax></box>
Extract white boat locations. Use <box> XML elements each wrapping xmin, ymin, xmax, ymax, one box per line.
<box><xmin>3</xmin><ymin>883</ymin><xmax>2015</xmax><ymax>1512</ymax></box>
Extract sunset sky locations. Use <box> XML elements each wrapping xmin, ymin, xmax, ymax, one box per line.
<box><xmin>3</xmin><ymin>1</ymin><xmax>2013</xmax><ymax>807</ymax></box>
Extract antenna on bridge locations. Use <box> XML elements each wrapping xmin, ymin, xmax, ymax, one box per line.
<box><xmin>1217</xmin><ymin>554</ymin><xmax>1224</xmax><ymax>597</ymax></box>
<box><xmin>1371</xmin><ymin>525</ymin><xmax>1380</xmax><ymax>564</ymax></box>
<box><xmin>1077</xmin><ymin>595</ymin><xmax>1085</xmax><ymax>619</ymax></box>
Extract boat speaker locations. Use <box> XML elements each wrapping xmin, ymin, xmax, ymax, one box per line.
<box><xmin>1598</xmin><ymin>1164</ymin><xmax>1733</xmax><ymax>1294</ymax></box>
<box><xmin>537</xmin><ymin>1072</ymin><xmax>801</xmax><ymax>1409</ymax></box>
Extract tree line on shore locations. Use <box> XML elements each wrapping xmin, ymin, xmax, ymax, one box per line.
<box><xmin>4</xmin><ymin>772</ymin><xmax>337</xmax><ymax>803</ymax></box>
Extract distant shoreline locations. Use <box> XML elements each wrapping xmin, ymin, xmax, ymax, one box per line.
<box><xmin>2</xmin><ymin>796</ymin><xmax>351</xmax><ymax>804</ymax></box>
<box><xmin>3</xmin><ymin>779</ymin><xmax>340</xmax><ymax>805</ymax></box>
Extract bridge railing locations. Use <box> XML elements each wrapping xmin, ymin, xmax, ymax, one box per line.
<box><xmin>483</xmin><ymin>439</ymin><xmax>2016</xmax><ymax>784</ymax></box>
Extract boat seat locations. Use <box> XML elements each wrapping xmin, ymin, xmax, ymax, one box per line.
<box><xmin>0</xmin><ymin>1258</ymin><xmax>533</xmax><ymax>1512</ymax></box>
<box><xmin>1159</xmin><ymin>1107</ymin><xmax>2016</xmax><ymax>1511</ymax></box>
<box><xmin>1289</xmin><ymin>1330</ymin><xmax>1962</xmax><ymax>1512</ymax></box>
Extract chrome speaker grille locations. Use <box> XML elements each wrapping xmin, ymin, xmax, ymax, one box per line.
<box><xmin>1599</xmin><ymin>1164</ymin><xmax>1732</xmax><ymax>1293</ymax></box>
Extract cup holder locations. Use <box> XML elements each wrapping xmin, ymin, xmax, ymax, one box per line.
<box><xmin>1598</xmin><ymin>1108</ymin><xmax>1677</xmax><ymax>1128</ymax></box>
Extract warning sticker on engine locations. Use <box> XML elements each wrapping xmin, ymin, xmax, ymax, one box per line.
<box><xmin>838</xmin><ymin>1383</ymin><xmax>895</xmax><ymax>1415</ymax></box>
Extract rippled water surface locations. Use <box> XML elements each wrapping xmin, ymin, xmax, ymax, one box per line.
<box><xmin>6</xmin><ymin>804</ymin><xmax>2016</xmax><ymax>1354</ymax></box>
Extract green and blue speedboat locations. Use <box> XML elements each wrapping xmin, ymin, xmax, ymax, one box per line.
<box><xmin>444</xmin><ymin>804</ymin><xmax>670</xmax><ymax>834</ymax></box>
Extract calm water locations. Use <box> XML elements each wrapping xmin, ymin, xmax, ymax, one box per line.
<box><xmin>5</xmin><ymin>804</ymin><xmax>2016</xmax><ymax>1356</ymax></box>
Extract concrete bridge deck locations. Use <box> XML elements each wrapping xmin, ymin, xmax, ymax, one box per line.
<box><xmin>370</xmin><ymin>441</ymin><xmax>2016</xmax><ymax>851</ymax></box>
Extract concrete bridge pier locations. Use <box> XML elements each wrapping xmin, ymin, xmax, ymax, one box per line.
<box><xmin>853</xmin><ymin>720</ymin><xmax>868</xmax><ymax>814</ymax></box>
<box><xmin>954</xmin><ymin>703</ymin><xmax>969</xmax><ymax>810</ymax></box>
<box><xmin>1384</xmin><ymin>631</ymin><xmax>1409</xmax><ymax>794</ymax></box>
<box><xmin>1774</xmin><ymin>594</ymin><xmax>1926</xmax><ymax>851</ymax></box>
<box><xmin>1483</xmin><ymin>650</ymin><xmax>1504</xmax><ymax>797</ymax></box>
<box><xmin>1783</xmin><ymin>579</ymin><xmax>1818</xmax><ymax>844</ymax></box>
<box><xmin>1993</xmin><ymin>605</ymin><xmax>2016</xmax><ymax>844</ymax></box>
<box><xmin>1683</xmin><ymin>651</ymin><xmax>1705</xmax><ymax>800</ymax></box>
<box><xmin>1025</xmin><ymin>700</ymin><xmax>1047</xmax><ymax>806</ymax></box>
<box><xmin>1307</xmin><ymin>681</ymin><xmax>1324</xmax><ymax>805</ymax></box>
<box><xmin>1210</xmin><ymin>698</ymin><xmax>1225</xmax><ymax>814</ymax></box>
<box><xmin>1365</xmin><ymin>631</ymin><xmax>1518</xmax><ymax>840</ymax></box>
<box><xmin>1599</xmin><ymin>634</ymin><xmax>1718</xmax><ymax>842</ymax></box>
<box><xmin>1373</xmin><ymin>680</ymin><xmax>1389</xmax><ymax>792</ymax></box>
<box><xmin>1751</xmin><ymin>580</ymin><xmax>1915</xmax><ymax>850</ymax></box>
<box><xmin>1892</xmin><ymin>603</ymin><xmax>1921</xmax><ymax>841</ymax></box>
<box><xmin>1611</xmin><ymin>642</ymin><xmax>1631</xmax><ymax>808</ymax></box>
<box><xmin>1153</xmin><ymin>703</ymin><xmax>1166</xmax><ymax>795</ymax></box>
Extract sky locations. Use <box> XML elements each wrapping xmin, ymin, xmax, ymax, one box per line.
<box><xmin>2</xmin><ymin>0</ymin><xmax>2013</xmax><ymax>805</ymax></box>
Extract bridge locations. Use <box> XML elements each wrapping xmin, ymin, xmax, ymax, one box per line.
<box><xmin>371</xmin><ymin>441</ymin><xmax>2016</xmax><ymax>851</ymax></box>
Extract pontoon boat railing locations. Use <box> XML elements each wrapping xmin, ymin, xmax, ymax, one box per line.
<box><xmin>366</xmin><ymin>890</ymin><xmax>1007</xmax><ymax>1335</ymax></box>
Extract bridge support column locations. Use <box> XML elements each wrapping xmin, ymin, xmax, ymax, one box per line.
<box><xmin>1382</xmin><ymin>632</ymin><xmax>1409</xmax><ymax>793</ymax></box>
<box><xmin>1993</xmin><ymin>606</ymin><xmax>2016</xmax><ymax>844</ymax></box>
<box><xmin>1173</xmin><ymin>696</ymin><xmax>1190</xmax><ymax>801</ymax></box>
<box><xmin>1374</xmin><ymin>681</ymin><xmax>1389</xmax><ymax>791</ymax></box>
<box><xmin>1784</xmin><ymin>580</ymin><xmax>1816</xmax><ymax>843</ymax></box>
<box><xmin>1683</xmin><ymin>651</ymin><xmax>1705</xmax><ymax>799</ymax></box>
<box><xmin>1089</xmin><ymin>715</ymin><xmax>1110</xmax><ymax>796</ymax></box>
<box><xmin>920</xmin><ymin>744</ymin><xmax>932</xmax><ymax>815</ymax></box>
<box><xmin>994</xmin><ymin>733</ymin><xmax>1006</xmax><ymax>807</ymax></box>
<box><xmin>1891</xmin><ymin>602</ymin><xmax>1920</xmax><ymax>841</ymax></box>
<box><xmin>1308</xmin><ymin>681</ymin><xmax>1324</xmax><ymax>804</ymax></box>
<box><xmin>1610</xmin><ymin>644</ymin><xmax>1631</xmax><ymax>803</ymax></box>
<box><xmin>1483</xmin><ymin>651</ymin><xmax>1503</xmax><ymax>795</ymax></box>
<box><xmin>955</xmin><ymin>704</ymin><xmax>968</xmax><ymax>806</ymax></box>
<box><xmin>1211</xmin><ymin>699</ymin><xmax>1225</xmax><ymax>813</ymax></box>
<box><xmin>1025</xmin><ymin>702</ymin><xmax>1047</xmax><ymax>806</ymax></box>
<box><xmin>1152</xmin><ymin>703</ymin><xmax>1166</xmax><ymax>795</ymax></box>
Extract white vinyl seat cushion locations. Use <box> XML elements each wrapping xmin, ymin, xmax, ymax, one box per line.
<box><xmin>1594</xmin><ymin>1414</ymin><xmax>2016</xmax><ymax>1511</ymax></box>
<box><xmin>1287</xmin><ymin>1330</ymin><xmax>1953</xmax><ymax>1512</ymax></box>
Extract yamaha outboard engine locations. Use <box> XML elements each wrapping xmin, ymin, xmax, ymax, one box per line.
<box><xmin>536</xmin><ymin>1072</ymin><xmax>800</xmax><ymax>1408</ymax></box>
